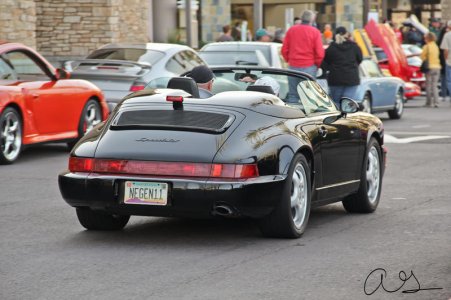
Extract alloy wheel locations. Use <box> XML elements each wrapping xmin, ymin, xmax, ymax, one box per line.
<box><xmin>83</xmin><ymin>102</ymin><xmax>101</xmax><ymax>133</ymax></box>
<box><xmin>1</xmin><ymin>110</ymin><xmax>22</xmax><ymax>161</ymax></box>
<box><xmin>362</xmin><ymin>94</ymin><xmax>371</xmax><ymax>113</ymax></box>
<box><xmin>395</xmin><ymin>91</ymin><xmax>403</xmax><ymax>115</ymax></box>
<box><xmin>366</xmin><ymin>146</ymin><xmax>380</xmax><ymax>204</ymax></box>
<box><xmin>291</xmin><ymin>163</ymin><xmax>308</xmax><ymax>229</ymax></box>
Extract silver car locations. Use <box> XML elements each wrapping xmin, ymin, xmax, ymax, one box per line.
<box><xmin>64</xmin><ymin>43</ymin><xmax>206</xmax><ymax>110</ymax></box>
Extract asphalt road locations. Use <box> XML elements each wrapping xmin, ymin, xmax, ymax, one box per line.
<box><xmin>1</xmin><ymin>97</ymin><xmax>450</xmax><ymax>300</ymax></box>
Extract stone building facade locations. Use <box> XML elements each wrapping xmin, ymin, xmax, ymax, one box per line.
<box><xmin>201</xmin><ymin>0</ymin><xmax>232</xmax><ymax>43</ymax></box>
<box><xmin>334</xmin><ymin>0</ymin><xmax>364</xmax><ymax>30</ymax></box>
<box><xmin>0</xmin><ymin>0</ymin><xmax>37</xmax><ymax>49</ymax></box>
<box><xmin>442</xmin><ymin>0</ymin><xmax>451</xmax><ymax>21</ymax></box>
<box><xmin>2</xmin><ymin>0</ymin><xmax>149</xmax><ymax>60</ymax></box>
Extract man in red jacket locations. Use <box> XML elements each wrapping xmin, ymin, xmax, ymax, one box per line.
<box><xmin>282</xmin><ymin>10</ymin><xmax>325</xmax><ymax>102</ymax></box>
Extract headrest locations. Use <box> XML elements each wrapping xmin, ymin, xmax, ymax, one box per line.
<box><xmin>167</xmin><ymin>77</ymin><xmax>200</xmax><ymax>98</ymax></box>
<box><xmin>246</xmin><ymin>85</ymin><xmax>275</xmax><ymax>95</ymax></box>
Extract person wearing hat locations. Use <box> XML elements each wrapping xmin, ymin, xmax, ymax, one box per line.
<box><xmin>429</xmin><ymin>18</ymin><xmax>442</xmax><ymax>40</ymax></box>
<box><xmin>255</xmin><ymin>28</ymin><xmax>272</xmax><ymax>42</ymax></box>
<box><xmin>440</xmin><ymin>21</ymin><xmax>451</xmax><ymax>103</ymax></box>
<box><xmin>322</xmin><ymin>26</ymin><xmax>362</xmax><ymax>106</ymax></box>
<box><xmin>187</xmin><ymin>65</ymin><xmax>215</xmax><ymax>98</ymax></box>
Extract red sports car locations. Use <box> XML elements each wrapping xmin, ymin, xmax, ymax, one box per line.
<box><xmin>0</xmin><ymin>41</ymin><xmax>109</xmax><ymax>164</ymax></box>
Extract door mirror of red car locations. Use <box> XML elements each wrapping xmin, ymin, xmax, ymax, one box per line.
<box><xmin>55</xmin><ymin>68</ymin><xmax>71</xmax><ymax>80</ymax></box>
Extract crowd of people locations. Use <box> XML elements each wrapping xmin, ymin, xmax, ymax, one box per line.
<box><xmin>212</xmin><ymin>11</ymin><xmax>451</xmax><ymax>107</ymax></box>
<box><xmin>390</xmin><ymin>17</ymin><xmax>451</xmax><ymax>106</ymax></box>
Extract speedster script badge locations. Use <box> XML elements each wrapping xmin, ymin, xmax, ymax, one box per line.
<box><xmin>136</xmin><ymin>138</ymin><xmax>180</xmax><ymax>143</ymax></box>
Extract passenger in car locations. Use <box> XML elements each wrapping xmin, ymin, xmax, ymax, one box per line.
<box><xmin>254</xmin><ymin>76</ymin><xmax>280</xmax><ymax>96</ymax></box>
<box><xmin>241</xmin><ymin>75</ymin><xmax>281</xmax><ymax>97</ymax></box>
<box><xmin>187</xmin><ymin>65</ymin><xmax>215</xmax><ymax>98</ymax></box>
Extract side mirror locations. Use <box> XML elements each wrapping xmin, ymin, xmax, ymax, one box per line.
<box><xmin>340</xmin><ymin>97</ymin><xmax>359</xmax><ymax>114</ymax></box>
<box><xmin>55</xmin><ymin>68</ymin><xmax>70</xmax><ymax>80</ymax></box>
<box><xmin>323</xmin><ymin>98</ymin><xmax>359</xmax><ymax>125</ymax></box>
<box><xmin>323</xmin><ymin>115</ymin><xmax>340</xmax><ymax>125</ymax></box>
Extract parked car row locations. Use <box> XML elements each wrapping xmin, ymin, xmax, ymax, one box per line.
<box><xmin>1</xmin><ymin>26</ymin><xmax>415</xmax><ymax>164</ymax></box>
<box><xmin>0</xmin><ymin>40</ymin><xmax>389</xmax><ymax>238</ymax></box>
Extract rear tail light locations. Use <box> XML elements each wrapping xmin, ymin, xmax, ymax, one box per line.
<box><xmin>69</xmin><ymin>157</ymin><xmax>94</xmax><ymax>172</ymax></box>
<box><xmin>130</xmin><ymin>81</ymin><xmax>146</xmax><ymax>92</ymax></box>
<box><xmin>68</xmin><ymin>157</ymin><xmax>258</xmax><ymax>179</ymax></box>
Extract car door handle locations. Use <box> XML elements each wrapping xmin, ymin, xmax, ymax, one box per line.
<box><xmin>31</xmin><ymin>93</ymin><xmax>39</xmax><ymax>98</ymax></box>
<box><xmin>318</xmin><ymin>126</ymin><xmax>328</xmax><ymax>138</ymax></box>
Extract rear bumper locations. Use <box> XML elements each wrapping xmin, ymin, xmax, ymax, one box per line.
<box><xmin>404</xmin><ymin>83</ymin><xmax>421</xmax><ymax>99</ymax></box>
<box><xmin>58</xmin><ymin>172</ymin><xmax>287</xmax><ymax>218</ymax></box>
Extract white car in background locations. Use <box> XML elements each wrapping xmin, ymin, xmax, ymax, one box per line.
<box><xmin>200</xmin><ymin>42</ymin><xmax>287</xmax><ymax>69</ymax></box>
<box><xmin>199</xmin><ymin>50</ymin><xmax>270</xmax><ymax>67</ymax></box>
<box><xmin>64</xmin><ymin>43</ymin><xmax>207</xmax><ymax>110</ymax></box>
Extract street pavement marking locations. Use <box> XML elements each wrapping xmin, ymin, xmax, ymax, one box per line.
<box><xmin>385</xmin><ymin>134</ymin><xmax>451</xmax><ymax>144</ymax></box>
<box><xmin>412</xmin><ymin>124</ymin><xmax>431</xmax><ymax>129</ymax></box>
<box><xmin>392</xmin><ymin>197</ymin><xmax>407</xmax><ymax>200</ymax></box>
<box><xmin>387</xmin><ymin>131</ymin><xmax>451</xmax><ymax>135</ymax></box>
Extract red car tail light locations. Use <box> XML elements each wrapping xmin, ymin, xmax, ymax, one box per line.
<box><xmin>235</xmin><ymin>164</ymin><xmax>259</xmax><ymax>178</ymax></box>
<box><xmin>69</xmin><ymin>157</ymin><xmax>94</xmax><ymax>172</ymax></box>
<box><xmin>69</xmin><ymin>158</ymin><xmax>259</xmax><ymax>179</ymax></box>
<box><xmin>129</xmin><ymin>81</ymin><xmax>146</xmax><ymax>92</ymax></box>
<box><xmin>210</xmin><ymin>164</ymin><xmax>259</xmax><ymax>178</ymax></box>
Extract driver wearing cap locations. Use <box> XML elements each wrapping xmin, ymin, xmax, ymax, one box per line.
<box><xmin>188</xmin><ymin>65</ymin><xmax>215</xmax><ymax>98</ymax></box>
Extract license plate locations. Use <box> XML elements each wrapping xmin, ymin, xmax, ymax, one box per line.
<box><xmin>123</xmin><ymin>181</ymin><xmax>168</xmax><ymax>206</ymax></box>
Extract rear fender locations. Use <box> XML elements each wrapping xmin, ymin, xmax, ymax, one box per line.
<box><xmin>277</xmin><ymin>131</ymin><xmax>314</xmax><ymax>176</ymax></box>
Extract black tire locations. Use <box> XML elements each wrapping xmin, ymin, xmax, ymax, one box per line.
<box><xmin>361</xmin><ymin>93</ymin><xmax>372</xmax><ymax>114</ymax></box>
<box><xmin>68</xmin><ymin>99</ymin><xmax>102</xmax><ymax>149</ymax></box>
<box><xmin>342</xmin><ymin>138</ymin><xmax>382</xmax><ymax>213</ymax></box>
<box><xmin>76</xmin><ymin>208</ymin><xmax>130</xmax><ymax>230</ymax></box>
<box><xmin>0</xmin><ymin>107</ymin><xmax>22</xmax><ymax>164</ymax></box>
<box><xmin>258</xmin><ymin>154</ymin><xmax>311</xmax><ymax>238</ymax></box>
<box><xmin>388</xmin><ymin>90</ymin><xmax>404</xmax><ymax>119</ymax></box>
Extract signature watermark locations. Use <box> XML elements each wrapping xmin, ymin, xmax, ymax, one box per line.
<box><xmin>364</xmin><ymin>268</ymin><xmax>443</xmax><ymax>295</ymax></box>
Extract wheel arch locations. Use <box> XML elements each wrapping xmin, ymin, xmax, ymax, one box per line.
<box><xmin>87</xmin><ymin>95</ymin><xmax>103</xmax><ymax>114</ymax></box>
<box><xmin>2</xmin><ymin>103</ymin><xmax>24</xmax><ymax>130</ymax></box>
<box><xmin>297</xmin><ymin>146</ymin><xmax>315</xmax><ymax>188</ymax></box>
<box><xmin>370</xmin><ymin>131</ymin><xmax>383</xmax><ymax>147</ymax></box>
<box><xmin>398</xmin><ymin>86</ymin><xmax>404</xmax><ymax>102</ymax></box>
<box><xmin>278</xmin><ymin>144</ymin><xmax>315</xmax><ymax>189</ymax></box>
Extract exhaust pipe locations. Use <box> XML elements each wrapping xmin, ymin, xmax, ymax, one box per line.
<box><xmin>213</xmin><ymin>204</ymin><xmax>235</xmax><ymax>217</ymax></box>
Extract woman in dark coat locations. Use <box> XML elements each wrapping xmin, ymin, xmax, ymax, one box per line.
<box><xmin>323</xmin><ymin>27</ymin><xmax>363</xmax><ymax>106</ymax></box>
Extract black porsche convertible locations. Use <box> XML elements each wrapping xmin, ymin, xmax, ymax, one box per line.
<box><xmin>59</xmin><ymin>67</ymin><xmax>386</xmax><ymax>238</ymax></box>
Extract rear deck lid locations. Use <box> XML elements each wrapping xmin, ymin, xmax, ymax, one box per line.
<box><xmin>94</xmin><ymin>107</ymin><xmax>243</xmax><ymax>162</ymax></box>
